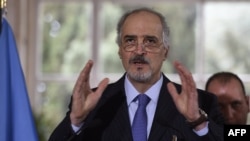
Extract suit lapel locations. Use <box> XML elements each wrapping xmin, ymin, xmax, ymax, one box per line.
<box><xmin>97</xmin><ymin>75</ymin><xmax>134</xmax><ymax>141</ymax></box>
<box><xmin>148</xmin><ymin>76</ymin><xmax>181</xmax><ymax>141</ymax></box>
<box><xmin>106</xmin><ymin>99</ymin><xmax>133</xmax><ymax>141</ymax></box>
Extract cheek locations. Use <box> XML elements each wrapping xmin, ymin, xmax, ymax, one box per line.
<box><xmin>156</xmin><ymin>51</ymin><xmax>167</xmax><ymax>62</ymax></box>
<box><xmin>153</xmin><ymin>48</ymin><xmax>168</xmax><ymax>62</ymax></box>
<box><xmin>118</xmin><ymin>51</ymin><xmax>130</xmax><ymax>65</ymax></box>
<box><xmin>148</xmin><ymin>55</ymin><xmax>165</xmax><ymax>69</ymax></box>
<box><xmin>119</xmin><ymin>53</ymin><xmax>129</xmax><ymax>62</ymax></box>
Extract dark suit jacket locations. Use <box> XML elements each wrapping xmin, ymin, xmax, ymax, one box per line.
<box><xmin>49</xmin><ymin>73</ymin><xmax>224</xmax><ymax>141</ymax></box>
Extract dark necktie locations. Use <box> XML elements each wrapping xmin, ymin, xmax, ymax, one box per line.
<box><xmin>132</xmin><ymin>94</ymin><xmax>150</xmax><ymax>141</ymax></box>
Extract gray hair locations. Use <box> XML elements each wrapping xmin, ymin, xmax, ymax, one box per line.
<box><xmin>116</xmin><ymin>7</ymin><xmax>170</xmax><ymax>48</ymax></box>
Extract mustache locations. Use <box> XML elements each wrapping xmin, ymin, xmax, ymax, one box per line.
<box><xmin>129</xmin><ymin>55</ymin><xmax>150</xmax><ymax>64</ymax></box>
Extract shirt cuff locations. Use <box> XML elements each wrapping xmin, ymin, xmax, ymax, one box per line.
<box><xmin>71</xmin><ymin>123</ymin><xmax>83</xmax><ymax>133</ymax></box>
<box><xmin>193</xmin><ymin>121</ymin><xmax>209</xmax><ymax>136</ymax></box>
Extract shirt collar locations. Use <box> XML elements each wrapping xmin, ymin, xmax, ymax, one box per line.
<box><xmin>125</xmin><ymin>74</ymin><xmax>163</xmax><ymax>105</ymax></box>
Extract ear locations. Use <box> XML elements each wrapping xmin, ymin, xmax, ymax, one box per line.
<box><xmin>163</xmin><ymin>46</ymin><xmax>169</xmax><ymax>60</ymax></box>
<box><xmin>118</xmin><ymin>47</ymin><xmax>122</xmax><ymax>59</ymax></box>
<box><xmin>246</xmin><ymin>95</ymin><xmax>250</xmax><ymax>112</ymax></box>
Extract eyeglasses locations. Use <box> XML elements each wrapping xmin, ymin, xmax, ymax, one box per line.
<box><xmin>122</xmin><ymin>37</ymin><xmax>163</xmax><ymax>53</ymax></box>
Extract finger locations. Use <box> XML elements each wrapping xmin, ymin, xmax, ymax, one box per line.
<box><xmin>174</xmin><ymin>61</ymin><xmax>195</xmax><ymax>94</ymax></box>
<box><xmin>173</xmin><ymin>61</ymin><xmax>188</xmax><ymax>92</ymax></box>
<box><xmin>73</xmin><ymin>60</ymin><xmax>93</xmax><ymax>94</ymax></box>
<box><xmin>82</xmin><ymin>60</ymin><xmax>93</xmax><ymax>82</ymax></box>
<box><xmin>175</xmin><ymin>62</ymin><xmax>198</xmax><ymax>102</ymax></box>
<box><xmin>167</xmin><ymin>82</ymin><xmax>178</xmax><ymax>101</ymax></box>
<box><xmin>79</xmin><ymin>60</ymin><xmax>93</xmax><ymax>84</ymax></box>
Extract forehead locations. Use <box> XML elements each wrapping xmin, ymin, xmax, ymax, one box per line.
<box><xmin>121</xmin><ymin>11</ymin><xmax>163</xmax><ymax>38</ymax></box>
<box><xmin>207</xmin><ymin>79</ymin><xmax>244</xmax><ymax>97</ymax></box>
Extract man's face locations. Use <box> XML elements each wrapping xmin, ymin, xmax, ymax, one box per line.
<box><xmin>207</xmin><ymin>79</ymin><xmax>249</xmax><ymax>125</ymax></box>
<box><xmin>118</xmin><ymin>11</ymin><xmax>168</xmax><ymax>84</ymax></box>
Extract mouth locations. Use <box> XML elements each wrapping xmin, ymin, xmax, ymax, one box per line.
<box><xmin>129</xmin><ymin>55</ymin><xmax>149</xmax><ymax>65</ymax></box>
<box><xmin>133</xmin><ymin>60</ymin><xmax>147</xmax><ymax>65</ymax></box>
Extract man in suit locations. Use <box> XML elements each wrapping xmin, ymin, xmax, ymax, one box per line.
<box><xmin>49</xmin><ymin>7</ymin><xmax>224</xmax><ymax>141</ymax></box>
<box><xmin>205</xmin><ymin>71</ymin><xmax>249</xmax><ymax>125</ymax></box>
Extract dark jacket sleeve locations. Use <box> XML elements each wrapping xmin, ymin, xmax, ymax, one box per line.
<box><xmin>48</xmin><ymin>112</ymin><xmax>76</xmax><ymax>141</ymax></box>
<box><xmin>198</xmin><ymin>89</ymin><xmax>224</xmax><ymax>141</ymax></box>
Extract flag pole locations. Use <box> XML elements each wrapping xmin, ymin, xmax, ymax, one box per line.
<box><xmin>1</xmin><ymin>0</ymin><xmax>7</xmax><ymax>34</ymax></box>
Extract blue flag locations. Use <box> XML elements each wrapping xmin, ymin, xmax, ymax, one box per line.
<box><xmin>0</xmin><ymin>18</ymin><xmax>38</xmax><ymax>141</ymax></box>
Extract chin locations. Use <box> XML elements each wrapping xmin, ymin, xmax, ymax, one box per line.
<box><xmin>127</xmin><ymin>70</ymin><xmax>152</xmax><ymax>82</ymax></box>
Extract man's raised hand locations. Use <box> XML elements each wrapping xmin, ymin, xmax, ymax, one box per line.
<box><xmin>70</xmin><ymin>60</ymin><xmax>109</xmax><ymax>126</ymax></box>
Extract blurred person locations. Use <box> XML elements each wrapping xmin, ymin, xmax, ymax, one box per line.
<box><xmin>49</xmin><ymin>7</ymin><xmax>223</xmax><ymax>141</ymax></box>
<box><xmin>205</xmin><ymin>71</ymin><xmax>249</xmax><ymax>125</ymax></box>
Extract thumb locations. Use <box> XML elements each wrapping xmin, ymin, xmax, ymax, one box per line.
<box><xmin>95</xmin><ymin>78</ymin><xmax>109</xmax><ymax>97</ymax></box>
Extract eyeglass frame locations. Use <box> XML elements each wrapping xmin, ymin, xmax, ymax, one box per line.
<box><xmin>121</xmin><ymin>35</ymin><xmax>164</xmax><ymax>53</ymax></box>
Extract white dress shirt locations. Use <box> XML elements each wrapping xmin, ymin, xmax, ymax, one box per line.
<box><xmin>124</xmin><ymin>74</ymin><xmax>208</xmax><ymax>137</ymax></box>
<box><xmin>72</xmin><ymin>74</ymin><xmax>209</xmax><ymax>136</ymax></box>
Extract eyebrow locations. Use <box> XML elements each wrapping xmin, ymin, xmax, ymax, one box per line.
<box><xmin>123</xmin><ymin>35</ymin><xmax>137</xmax><ymax>39</ymax></box>
<box><xmin>143</xmin><ymin>35</ymin><xmax>159</xmax><ymax>41</ymax></box>
<box><xmin>123</xmin><ymin>35</ymin><xmax>159</xmax><ymax>40</ymax></box>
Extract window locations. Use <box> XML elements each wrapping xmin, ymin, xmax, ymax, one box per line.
<box><xmin>35</xmin><ymin>1</ymin><xmax>250</xmax><ymax>140</ymax></box>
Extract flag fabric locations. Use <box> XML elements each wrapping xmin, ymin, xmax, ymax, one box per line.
<box><xmin>0</xmin><ymin>18</ymin><xmax>38</xmax><ymax>141</ymax></box>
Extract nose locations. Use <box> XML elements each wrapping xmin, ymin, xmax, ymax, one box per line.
<box><xmin>134</xmin><ymin>43</ymin><xmax>147</xmax><ymax>54</ymax></box>
<box><xmin>223</xmin><ymin>106</ymin><xmax>234</xmax><ymax>121</ymax></box>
